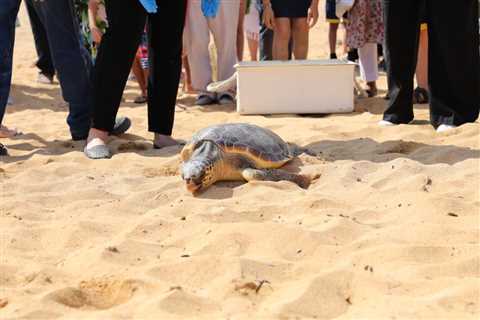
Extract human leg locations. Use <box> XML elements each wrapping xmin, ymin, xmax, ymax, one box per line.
<box><xmin>428</xmin><ymin>0</ymin><xmax>480</xmax><ymax>128</ymax></box>
<box><xmin>32</xmin><ymin>0</ymin><xmax>93</xmax><ymax>139</ymax></box>
<box><xmin>0</xmin><ymin>0</ymin><xmax>20</xmax><ymax>128</ymax></box>
<box><xmin>148</xmin><ymin>0</ymin><xmax>187</xmax><ymax>146</ymax></box>
<box><xmin>273</xmin><ymin>18</ymin><xmax>291</xmax><ymax>60</ymax></box>
<box><xmin>209</xmin><ymin>0</ymin><xmax>240</xmax><ymax>98</ymax></box>
<box><xmin>237</xmin><ymin>0</ymin><xmax>246</xmax><ymax>61</ymax></box>
<box><xmin>291</xmin><ymin>17</ymin><xmax>309</xmax><ymax>59</ymax></box>
<box><xmin>25</xmin><ymin>0</ymin><xmax>54</xmax><ymax>80</ymax></box>
<box><xmin>184</xmin><ymin>0</ymin><xmax>213</xmax><ymax>97</ymax></box>
<box><xmin>90</xmin><ymin>0</ymin><xmax>145</xmax><ymax>133</ymax></box>
<box><xmin>382</xmin><ymin>0</ymin><xmax>422</xmax><ymax>125</ymax></box>
<box><xmin>358</xmin><ymin>42</ymin><xmax>379</xmax><ymax>97</ymax></box>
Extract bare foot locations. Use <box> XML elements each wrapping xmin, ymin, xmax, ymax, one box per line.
<box><xmin>153</xmin><ymin>133</ymin><xmax>183</xmax><ymax>149</ymax></box>
<box><xmin>86</xmin><ymin>128</ymin><xmax>108</xmax><ymax>145</ymax></box>
<box><xmin>0</xmin><ymin>125</ymin><xmax>21</xmax><ymax>138</ymax></box>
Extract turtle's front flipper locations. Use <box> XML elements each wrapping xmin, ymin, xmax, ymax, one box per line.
<box><xmin>241</xmin><ymin>168</ymin><xmax>310</xmax><ymax>189</ymax></box>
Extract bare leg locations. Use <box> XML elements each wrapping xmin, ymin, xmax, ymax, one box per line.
<box><xmin>0</xmin><ymin>125</ymin><xmax>20</xmax><ymax>138</ymax></box>
<box><xmin>291</xmin><ymin>18</ymin><xmax>309</xmax><ymax>59</ymax></box>
<box><xmin>241</xmin><ymin>168</ymin><xmax>310</xmax><ymax>189</ymax></box>
<box><xmin>132</xmin><ymin>56</ymin><xmax>147</xmax><ymax>97</ymax></box>
<box><xmin>142</xmin><ymin>67</ymin><xmax>149</xmax><ymax>93</ymax></box>
<box><xmin>237</xmin><ymin>0</ymin><xmax>246</xmax><ymax>61</ymax></box>
<box><xmin>153</xmin><ymin>133</ymin><xmax>183</xmax><ymax>149</ymax></box>
<box><xmin>247</xmin><ymin>37</ymin><xmax>258</xmax><ymax>61</ymax></box>
<box><xmin>182</xmin><ymin>54</ymin><xmax>194</xmax><ymax>93</ymax></box>
<box><xmin>273</xmin><ymin>18</ymin><xmax>292</xmax><ymax>60</ymax></box>
<box><xmin>328</xmin><ymin>22</ymin><xmax>339</xmax><ymax>57</ymax></box>
<box><xmin>415</xmin><ymin>28</ymin><xmax>429</xmax><ymax>90</ymax></box>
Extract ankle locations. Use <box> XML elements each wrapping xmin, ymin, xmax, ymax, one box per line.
<box><xmin>88</xmin><ymin>128</ymin><xmax>108</xmax><ymax>142</ymax></box>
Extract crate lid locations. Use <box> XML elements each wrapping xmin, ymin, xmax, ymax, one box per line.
<box><xmin>236</xmin><ymin>59</ymin><xmax>357</xmax><ymax>69</ymax></box>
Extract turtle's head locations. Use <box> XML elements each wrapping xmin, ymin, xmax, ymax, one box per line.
<box><xmin>181</xmin><ymin>140</ymin><xmax>222</xmax><ymax>194</ymax></box>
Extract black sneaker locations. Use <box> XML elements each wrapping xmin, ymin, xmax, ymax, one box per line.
<box><xmin>330</xmin><ymin>53</ymin><xmax>338</xmax><ymax>59</ymax></box>
<box><xmin>0</xmin><ymin>143</ymin><xmax>8</xmax><ymax>156</ymax></box>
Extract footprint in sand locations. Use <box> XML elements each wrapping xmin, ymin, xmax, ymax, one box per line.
<box><xmin>116</xmin><ymin>141</ymin><xmax>149</xmax><ymax>152</ymax></box>
<box><xmin>280</xmin><ymin>271</ymin><xmax>353</xmax><ymax>319</ymax></box>
<box><xmin>377</xmin><ymin>140</ymin><xmax>422</xmax><ymax>155</ymax></box>
<box><xmin>47</xmin><ymin>277</ymin><xmax>141</xmax><ymax>309</ymax></box>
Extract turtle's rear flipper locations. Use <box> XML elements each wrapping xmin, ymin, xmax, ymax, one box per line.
<box><xmin>242</xmin><ymin>168</ymin><xmax>310</xmax><ymax>189</ymax></box>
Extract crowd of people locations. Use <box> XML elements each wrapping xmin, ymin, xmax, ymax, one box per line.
<box><xmin>0</xmin><ymin>0</ymin><xmax>479</xmax><ymax>158</ymax></box>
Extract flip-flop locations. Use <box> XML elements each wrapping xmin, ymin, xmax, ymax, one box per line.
<box><xmin>84</xmin><ymin>138</ymin><xmax>111</xmax><ymax>159</ymax></box>
<box><xmin>134</xmin><ymin>95</ymin><xmax>147</xmax><ymax>104</ymax></box>
<box><xmin>413</xmin><ymin>87</ymin><xmax>429</xmax><ymax>104</ymax></box>
<box><xmin>0</xmin><ymin>143</ymin><xmax>8</xmax><ymax>156</ymax></box>
<box><xmin>110</xmin><ymin>117</ymin><xmax>131</xmax><ymax>136</ymax></box>
<box><xmin>0</xmin><ymin>126</ymin><xmax>21</xmax><ymax>138</ymax></box>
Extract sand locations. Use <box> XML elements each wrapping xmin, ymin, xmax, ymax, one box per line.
<box><xmin>1</xmin><ymin>3</ymin><xmax>479</xmax><ymax>319</ymax></box>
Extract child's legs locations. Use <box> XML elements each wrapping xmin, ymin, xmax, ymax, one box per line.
<box><xmin>182</xmin><ymin>54</ymin><xmax>193</xmax><ymax>91</ymax></box>
<box><xmin>291</xmin><ymin>18</ymin><xmax>309</xmax><ymax>59</ymax></box>
<box><xmin>328</xmin><ymin>22</ymin><xmax>339</xmax><ymax>55</ymax></box>
<box><xmin>273</xmin><ymin>18</ymin><xmax>291</xmax><ymax>60</ymax></box>
<box><xmin>415</xmin><ymin>27</ymin><xmax>428</xmax><ymax>90</ymax></box>
<box><xmin>132</xmin><ymin>55</ymin><xmax>147</xmax><ymax>96</ymax></box>
<box><xmin>247</xmin><ymin>37</ymin><xmax>259</xmax><ymax>61</ymax></box>
<box><xmin>358</xmin><ymin>43</ymin><xmax>378</xmax><ymax>82</ymax></box>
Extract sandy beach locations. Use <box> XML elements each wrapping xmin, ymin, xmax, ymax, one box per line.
<box><xmin>1</xmin><ymin>3</ymin><xmax>479</xmax><ymax>319</ymax></box>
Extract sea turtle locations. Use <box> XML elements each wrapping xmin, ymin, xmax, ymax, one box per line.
<box><xmin>180</xmin><ymin>123</ymin><xmax>311</xmax><ymax>193</ymax></box>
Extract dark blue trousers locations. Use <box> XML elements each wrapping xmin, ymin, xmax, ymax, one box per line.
<box><xmin>0</xmin><ymin>0</ymin><xmax>92</xmax><ymax>139</ymax></box>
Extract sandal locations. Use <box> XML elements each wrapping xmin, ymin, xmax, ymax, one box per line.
<box><xmin>413</xmin><ymin>87</ymin><xmax>429</xmax><ymax>104</ymax></box>
<box><xmin>134</xmin><ymin>95</ymin><xmax>148</xmax><ymax>104</ymax></box>
<box><xmin>366</xmin><ymin>82</ymin><xmax>378</xmax><ymax>98</ymax></box>
<box><xmin>0</xmin><ymin>125</ymin><xmax>21</xmax><ymax>138</ymax></box>
<box><xmin>0</xmin><ymin>143</ymin><xmax>7</xmax><ymax>156</ymax></box>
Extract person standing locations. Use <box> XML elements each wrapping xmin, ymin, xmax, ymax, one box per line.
<box><xmin>1</xmin><ymin>0</ymin><xmax>123</xmax><ymax>150</ymax></box>
<box><xmin>85</xmin><ymin>0</ymin><xmax>187</xmax><ymax>159</ymax></box>
<box><xmin>262</xmin><ymin>0</ymin><xmax>319</xmax><ymax>60</ymax></box>
<box><xmin>183</xmin><ymin>0</ymin><xmax>240</xmax><ymax>106</ymax></box>
<box><xmin>344</xmin><ymin>0</ymin><xmax>384</xmax><ymax>97</ymax></box>
<box><xmin>25</xmin><ymin>0</ymin><xmax>55</xmax><ymax>84</ymax></box>
<box><xmin>380</xmin><ymin>0</ymin><xmax>480</xmax><ymax>132</ymax></box>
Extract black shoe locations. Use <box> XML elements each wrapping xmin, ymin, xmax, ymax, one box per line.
<box><xmin>413</xmin><ymin>87</ymin><xmax>429</xmax><ymax>104</ymax></box>
<box><xmin>347</xmin><ymin>49</ymin><xmax>359</xmax><ymax>62</ymax></box>
<box><xmin>110</xmin><ymin>116</ymin><xmax>132</xmax><ymax>136</ymax></box>
<box><xmin>71</xmin><ymin>133</ymin><xmax>88</xmax><ymax>141</ymax></box>
<box><xmin>330</xmin><ymin>53</ymin><xmax>338</xmax><ymax>59</ymax></box>
<box><xmin>0</xmin><ymin>143</ymin><xmax>8</xmax><ymax>156</ymax></box>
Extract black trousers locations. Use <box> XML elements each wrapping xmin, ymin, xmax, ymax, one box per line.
<box><xmin>25</xmin><ymin>0</ymin><xmax>55</xmax><ymax>77</ymax></box>
<box><xmin>383</xmin><ymin>0</ymin><xmax>480</xmax><ymax>127</ymax></box>
<box><xmin>92</xmin><ymin>0</ymin><xmax>186</xmax><ymax>135</ymax></box>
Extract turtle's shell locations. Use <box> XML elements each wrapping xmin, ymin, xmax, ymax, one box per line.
<box><xmin>182</xmin><ymin>123</ymin><xmax>293</xmax><ymax>168</ymax></box>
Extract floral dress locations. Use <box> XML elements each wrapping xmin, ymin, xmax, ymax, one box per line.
<box><xmin>346</xmin><ymin>0</ymin><xmax>384</xmax><ymax>49</ymax></box>
<box><xmin>75</xmin><ymin>0</ymin><xmax>107</xmax><ymax>58</ymax></box>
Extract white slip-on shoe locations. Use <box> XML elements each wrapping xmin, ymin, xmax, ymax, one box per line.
<box><xmin>436</xmin><ymin>124</ymin><xmax>457</xmax><ymax>133</ymax></box>
<box><xmin>378</xmin><ymin>120</ymin><xmax>398</xmax><ymax>127</ymax></box>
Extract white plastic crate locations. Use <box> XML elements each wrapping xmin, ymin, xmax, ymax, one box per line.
<box><xmin>236</xmin><ymin>60</ymin><xmax>356</xmax><ymax>115</ymax></box>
